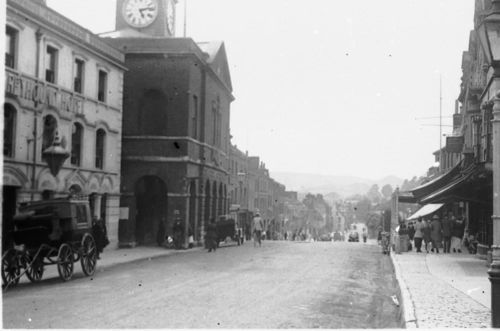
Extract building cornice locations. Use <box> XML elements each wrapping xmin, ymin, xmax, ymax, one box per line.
<box><xmin>123</xmin><ymin>135</ymin><xmax>228</xmax><ymax>158</ymax></box>
<box><xmin>8</xmin><ymin>0</ymin><xmax>126</xmax><ymax>70</ymax></box>
<box><xmin>123</xmin><ymin>156</ymin><xmax>229</xmax><ymax>175</ymax></box>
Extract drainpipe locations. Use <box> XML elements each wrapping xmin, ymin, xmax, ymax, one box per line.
<box><xmin>199</xmin><ymin>62</ymin><xmax>207</xmax><ymax>243</ymax></box>
<box><xmin>31</xmin><ymin>29</ymin><xmax>43</xmax><ymax>201</ymax></box>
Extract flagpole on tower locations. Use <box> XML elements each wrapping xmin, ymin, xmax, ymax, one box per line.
<box><xmin>183</xmin><ymin>0</ymin><xmax>187</xmax><ymax>37</ymax></box>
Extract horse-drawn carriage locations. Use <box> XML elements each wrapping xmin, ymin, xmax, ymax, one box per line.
<box><xmin>2</xmin><ymin>197</ymin><xmax>98</xmax><ymax>289</ymax></box>
<box><xmin>216</xmin><ymin>214</ymin><xmax>244</xmax><ymax>246</ymax></box>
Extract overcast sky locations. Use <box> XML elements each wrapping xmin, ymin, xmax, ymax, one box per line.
<box><xmin>47</xmin><ymin>0</ymin><xmax>474</xmax><ymax>181</ymax></box>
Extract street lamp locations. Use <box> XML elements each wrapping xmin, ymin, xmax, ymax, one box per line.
<box><xmin>477</xmin><ymin>0</ymin><xmax>500</xmax><ymax>327</ymax></box>
<box><xmin>42</xmin><ymin>131</ymin><xmax>69</xmax><ymax>177</ymax></box>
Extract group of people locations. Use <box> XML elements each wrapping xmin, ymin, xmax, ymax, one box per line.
<box><xmin>404</xmin><ymin>213</ymin><xmax>466</xmax><ymax>254</ymax></box>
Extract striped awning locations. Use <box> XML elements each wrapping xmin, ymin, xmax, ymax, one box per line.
<box><xmin>407</xmin><ymin>203</ymin><xmax>444</xmax><ymax>221</ymax></box>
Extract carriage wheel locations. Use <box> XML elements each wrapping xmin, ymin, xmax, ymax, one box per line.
<box><xmin>80</xmin><ymin>234</ymin><xmax>97</xmax><ymax>276</ymax></box>
<box><xmin>2</xmin><ymin>249</ymin><xmax>21</xmax><ymax>287</ymax></box>
<box><xmin>25</xmin><ymin>254</ymin><xmax>44</xmax><ymax>283</ymax></box>
<box><xmin>57</xmin><ymin>244</ymin><xmax>74</xmax><ymax>281</ymax></box>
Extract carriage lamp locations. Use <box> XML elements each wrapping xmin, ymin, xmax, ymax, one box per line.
<box><xmin>42</xmin><ymin>132</ymin><xmax>70</xmax><ymax>177</ymax></box>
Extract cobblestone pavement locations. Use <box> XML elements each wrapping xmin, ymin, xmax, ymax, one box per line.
<box><xmin>392</xmin><ymin>252</ymin><xmax>490</xmax><ymax>328</ymax></box>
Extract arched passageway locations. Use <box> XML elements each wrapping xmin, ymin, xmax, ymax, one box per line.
<box><xmin>135</xmin><ymin>176</ymin><xmax>167</xmax><ymax>245</ymax></box>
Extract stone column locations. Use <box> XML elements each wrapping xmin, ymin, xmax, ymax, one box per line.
<box><xmin>489</xmin><ymin>95</ymin><xmax>500</xmax><ymax>327</ymax></box>
<box><xmin>198</xmin><ymin>193</ymin><xmax>206</xmax><ymax>245</ymax></box>
<box><xmin>92</xmin><ymin>194</ymin><xmax>102</xmax><ymax>219</ymax></box>
<box><xmin>184</xmin><ymin>193</ymin><xmax>190</xmax><ymax>249</ymax></box>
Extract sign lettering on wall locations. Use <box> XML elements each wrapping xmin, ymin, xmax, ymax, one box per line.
<box><xmin>5</xmin><ymin>72</ymin><xmax>83</xmax><ymax>113</ymax></box>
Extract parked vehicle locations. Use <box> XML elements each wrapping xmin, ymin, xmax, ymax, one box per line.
<box><xmin>332</xmin><ymin>231</ymin><xmax>343</xmax><ymax>241</ymax></box>
<box><xmin>348</xmin><ymin>231</ymin><xmax>359</xmax><ymax>242</ymax></box>
<box><xmin>2</xmin><ymin>197</ymin><xmax>98</xmax><ymax>289</ymax></box>
<box><xmin>216</xmin><ymin>215</ymin><xmax>244</xmax><ymax>246</ymax></box>
<box><xmin>319</xmin><ymin>233</ymin><xmax>331</xmax><ymax>241</ymax></box>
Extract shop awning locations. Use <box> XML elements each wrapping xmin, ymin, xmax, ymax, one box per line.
<box><xmin>397</xmin><ymin>161</ymin><xmax>462</xmax><ymax>204</ymax></box>
<box><xmin>407</xmin><ymin>203</ymin><xmax>444</xmax><ymax>220</ymax></box>
<box><xmin>420</xmin><ymin>163</ymin><xmax>491</xmax><ymax>204</ymax></box>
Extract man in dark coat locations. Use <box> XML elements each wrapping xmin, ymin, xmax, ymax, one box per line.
<box><xmin>92</xmin><ymin>216</ymin><xmax>109</xmax><ymax>259</ymax></box>
<box><xmin>172</xmin><ymin>217</ymin><xmax>184</xmax><ymax>250</ymax></box>
<box><xmin>441</xmin><ymin>215</ymin><xmax>453</xmax><ymax>253</ymax></box>
<box><xmin>430</xmin><ymin>215</ymin><xmax>442</xmax><ymax>253</ymax></box>
<box><xmin>451</xmin><ymin>216</ymin><xmax>465</xmax><ymax>253</ymax></box>
<box><xmin>206</xmin><ymin>218</ymin><xmax>218</xmax><ymax>252</ymax></box>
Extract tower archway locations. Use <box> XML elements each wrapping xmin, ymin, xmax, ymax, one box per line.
<box><xmin>134</xmin><ymin>176</ymin><xmax>167</xmax><ymax>245</ymax></box>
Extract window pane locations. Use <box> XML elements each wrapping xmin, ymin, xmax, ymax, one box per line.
<box><xmin>71</xmin><ymin>123</ymin><xmax>82</xmax><ymax>166</ymax></box>
<box><xmin>45</xmin><ymin>46</ymin><xmax>57</xmax><ymax>83</ymax></box>
<box><xmin>74</xmin><ymin>59</ymin><xmax>84</xmax><ymax>93</ymax></box>
<box><xmin>5</xmin><ymin>27</ymin><xmax>16</xmax><ymax>68</ymax></box>
<box><xmin>98</xmin><ymin>70</ymin><xmax>107</xmax><ymax>102</ymax></box>
<box><xmin>4</xmin><ymin>105</ymin><xmax>15</xmax><ymax>157</ymax></box>
<box><xmin>95</xmin><ymin>129</ymin><xmax>105</xmax><ymax>169</ymax></box>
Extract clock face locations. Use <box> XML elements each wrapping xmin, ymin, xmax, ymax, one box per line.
<box><xmin>122</xmin><ymin>0</ymin><xmax>159</xmax><ymax>28</ymax></box>
<box><xmin>166</xmin><ymin>0</ymin><xmax>175</xmax><ymax>35</ymax></box>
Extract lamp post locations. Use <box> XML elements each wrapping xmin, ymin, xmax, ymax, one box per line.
<box><xmin>477</xmin><ymin>0</ymin><xmax>500</xmax><ymax>327</ymax></box>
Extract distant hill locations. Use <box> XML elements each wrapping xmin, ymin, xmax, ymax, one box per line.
<box><xmin>270</xmin><ymin>171</ymin><xmax>403</xmax><ymax>199</ymax></box>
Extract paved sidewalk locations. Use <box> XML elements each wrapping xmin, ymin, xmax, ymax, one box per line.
<box><xmin>97</xmin><ymin>245</ymin><xmax>203</xmax><ymax>270</ymax></box>
<box><xmin>12</xmin><ymin>244</ymin><xmax>204</xmax><ymax>286</ymax></box>
<box><xmin>391</xmin><ymin>250</ymin><xmax>490</xmax><ymax>328</ymax></box>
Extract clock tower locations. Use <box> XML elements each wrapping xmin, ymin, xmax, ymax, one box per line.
<box><xmin>115</xmin><ymin>0</ymin><xmax>176</xmax><ymax>37</ymax></box>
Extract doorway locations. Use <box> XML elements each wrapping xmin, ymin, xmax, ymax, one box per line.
<box><xmin>135</xmin><ymin>176</ymin><xmax>167</xmax><ymax>245</ymax></box>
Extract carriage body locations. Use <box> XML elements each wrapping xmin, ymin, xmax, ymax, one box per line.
<box><xmin>2</xmin><ymin>198</ymin><xmax>98</xmax><ymax>288</ymax></box>
<box><xmin>13</xmin><ymin>199</ymin><xmax>92</xmax><ymax>251</ymax></box>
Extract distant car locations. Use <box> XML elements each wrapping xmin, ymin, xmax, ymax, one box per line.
<box><xmin>319</xmin><ymin>233</ymin><xmax>331</xmax><ymax>241</ymax></box>
<box><xmin>333</xmin><ymin>231</ymin><xmax>342</xmax><ymax>241</ymax></box>
<box><xmin>348</xmin><ymin>231</ymin><xmax>359</xmax><ymax>242</ymax></box>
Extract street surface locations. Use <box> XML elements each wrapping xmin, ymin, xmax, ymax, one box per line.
<box><xmin>3</xmin><ymin>240</ymin><xmax>401</xmax><ymax>328</ymax></box>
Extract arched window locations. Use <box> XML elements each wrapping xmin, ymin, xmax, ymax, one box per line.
<box><xmin>42</xmin><ymin>115</ymin><xmax>57</xmax><ymax>160</ymax></box>
<box><xmin>4</xmin><ymin>104</ymin><xmax>16</xmax><ymax>157</ymax></box>
<box><xmin>138</xmin><ymin>89</ymin><xmax>167</xmax><ymax>135</ymax></box>
<box><xmin>95</xmin><ymin>129</ymin><xmax>106</xmax><ymax>169</ymax></box>
<box><xmin>71</xmin><ymin>122</ymin><xmax>83</xmax><ymax>166</ymax></box>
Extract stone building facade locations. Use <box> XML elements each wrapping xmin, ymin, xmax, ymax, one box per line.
<box><xmin>396</xmin><ymin>0</ymin><xmax>494</xmax><ymax>251</ymax></box>
<box><xmin>3</xmin><ymin>0</ymin><xmax>126</xmax><ymax>247</ymax></box>
<box><xmin>103</xmin><ymin>0</ymin><xmax>233</xmax><ymax>247</ymax></box>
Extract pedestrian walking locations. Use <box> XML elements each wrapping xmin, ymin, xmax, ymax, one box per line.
<box><xmin>92</xmin><ymin>216</ymin><xmax>109</xmax><ymax>259</ymax></box>
<box><xmin>173</xmin><ymin>217</ymin><xmax>184</xmax><ymax>250</ymax></box>
<box><xmin>441</xmin><ymin>215</ymin><xmax>452</xmax><ymax>253</ymax></box>
<box><xmin>422</xmin><ymin>218</ymin><xmax>432</xmax><ymax>253</ymax></box>
<box><xmin>430</xmin><ymin>214</ymin><xmax>442</xmax><ymax>253</ymax></box>
<box><xmin>362</xmin><ymin>228</ymin><xmax>367</xmax><ymax>243</ymax></box>
<box><xmin>451</xmin><ymin>216</ymin><xmax>465</xmax><ymax>253</ymax></box>
<box><xmin>252</xmin><ymin>212</ymin><xmax>264</xmax><ymax>247</ymax></box>
<box><xmin>413</xmin><ymin>217</ymin><xmax>425</xmax><ymax>253</ymax></box>
<box><xmin>206</xmin><ymin>218</ymin><xmax>218</xmax><ymax>252</ymax></box>
<box><xmin>187</xmin><ymin>222</ymin><xmax>194</xmax><ymax>249</ymax></box>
